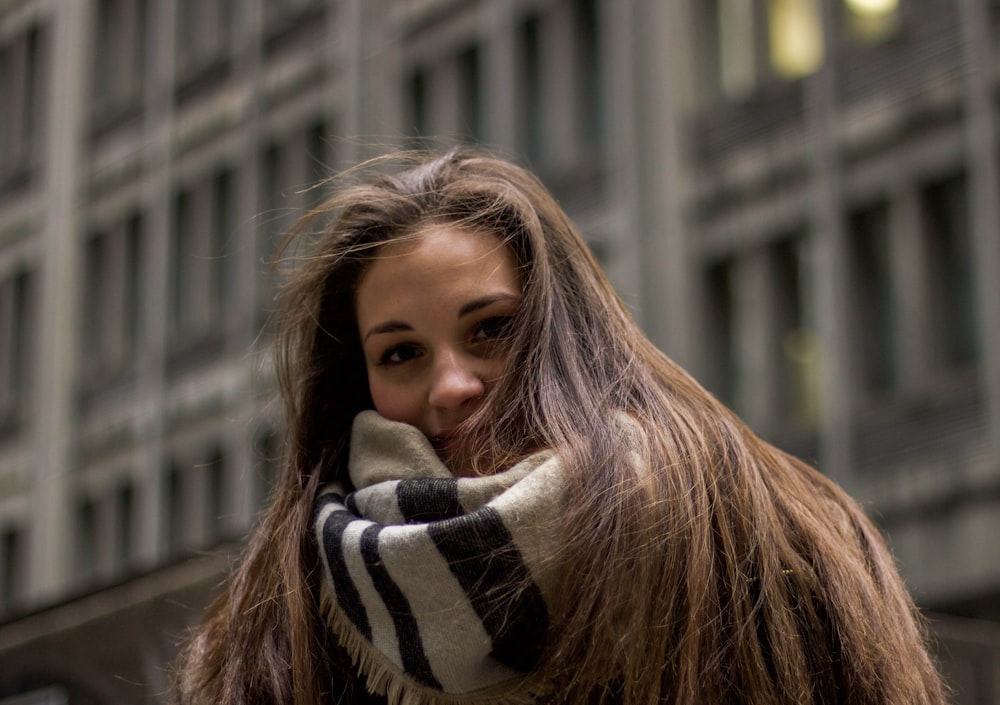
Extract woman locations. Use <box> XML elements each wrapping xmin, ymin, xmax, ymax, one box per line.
<box><xmin>176</xmin><ymin>148</ymin><xmax>946</xmax><ymax>705</ymax></box>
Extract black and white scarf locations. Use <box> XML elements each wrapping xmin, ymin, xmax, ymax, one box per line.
<box><xmin>313</xmin><ymin>411</ymin><xmax>566</xmax><ymax>705</ymax></box>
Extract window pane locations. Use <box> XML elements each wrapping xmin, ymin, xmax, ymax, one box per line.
<box><xmin>572</xmin><ymin>0</ymin><xmax>603</xmax><ymax>145</ymax></box>
<box><xmin>212</xmin><ymin>169</ymin><xmax>232</xmax><ymax>314</ymax></box>
<box><xmin>125</xmin><ymin>213</ymin><xmax>144</xmax><ymax>351</ymax></box>
<box><xmin>844</xmin><ymin>0</ymin><xmax>900</xmax><ymax>44</ymax></box>
<box><xmin>517</xmin><ymin>14</ymin><xmax>543</xmax><ymax>165</ymax></box>
<box><xmin>458</xmin><ymin>44</ymin><xmax>482</xmax><ymax>142</ymax></box>
<box><xmin>847</xmin><ymin>200</ymin><xmax>895</xmax><ymax>394</ymax></box>
<box><xmin>921</xmin><ymin>173</ymin><xmax>976</xmax><ymax>369</ymax></box>
<box><xmin>115</xmin><ymin>482</ymin><xmax>135</xmax><ymax>565</ymax></box>
<box><xmin>772</xmin><ymin>237</ymin><xmax>818</xmax><ymax>424</ymax></box>
<box><xmin>1</xmin><ymin>525</ymin><xmax>26</xmax><ymax>608</ymax></box>
<box><xmin>166</xmin><ymin>462</ymin><xmax>186</xmax><ymax>552</ymax></box>
<box><xmin>205</xmin><ymin>447</ymin><xmax>226</xmax><ymax>539</ymax></box>
<box><xmin>704</xmin><ymin>259</ymin><xmax>737</xmax><ymax>407</ymax></box>
<box><xmin>769</xmin><ymin>0</ymin><xmax>824</xmax><ymax>79</ymax></box>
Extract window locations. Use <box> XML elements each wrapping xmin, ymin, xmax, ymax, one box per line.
<box><xmin>176</xmin><ymin>0</ymin><xmax>233</xmax><ymax>74</ymax></box>
<box><xmin>204</xmin><ymin>446</ymin><xmax>227</xmax><ymax>539</ymax></box>
<box><xmin>211</xmin><ymin>170</ymin><xmax>233</xmax><ymax>313</ymax></box>
<box><xmin>305</xmin><ymin>121</ymin><xmax>332</xmax><ymax>208</ymax></box>
<box><xmin>115</xmin><ymin>481</ymin><xmax>135</xmax><ymax>566</ymax></box>
<box><xmin>260</xmin><ymin>122</ymin><xmax>328</xmax><ymax>253</ymax></box>
<box><xmin>125</xmin><ymin>214</ymin><xmax>143</xmax><ymax>348</ymax></box>
<box><xmin>401</xmin><ymin>43</ymin><xmax>484</xmax><ymax>146</ymax></box>
<box><xmin>76</xmin><ymin>497</ymin><xmax>98</xmax><ymax>582</ymax></box>
<box><xmin>170</xmin><ymin>169</ymin><xmax>234</xmax><ymax>346</ymax></box>
<box><xmin>847</xmin><ymin>200</ymin><xmax>896</xmax><ymax>395</ymax></box>
<box><xmin>166</xmin><ymin>461</ymin><xmax>187</xmax><ymax>553</ymax></box>
<box><xmin>1</xmin><ymin>524</ymin><xmax>26</xmax><ymax>610</ymax></box>
<box><xmin>572</xmin><ymin>0</ymin><xmax>603</xmax><ymax>150</ymax></box>
<box><xmin>0</xmin><ymin>269</ymin><xmax>34</xmax><ymax>429</ymax></box>
<box><xmin>706</xmin><ymin>237</ymin><xmax>817</xmax><ymax>430</ymax></box>
<box><xmin>83</xmin><ymin>233</ymin><xmax>107</xmax><ymax>362</ymax></box>
<box><xmin>253</xmin><ymin>428</ymin><xmax>280</xmax><ymax>512</ymax></box>
<box><xmin>698</xmin><ymin>0</ymin><xmax>902</xmax><ymax>103</ymax></box>
<box><xmin>920</xmin><ymin>173</ymin><xmax>976</xmax><ymax>370</ymax></box>
<box><xmin>406</xmin><ymin>68</ymin><xmax>429</xmax><ymax>143</ymax></box>
<box><xmin>844</xmin><ymin>0</ymin><xmax>900</xmax><ymax>44</ymax></box>
<box><xmin>516</xmin><ymin>14</ymin><xmax>543</xmax><ymax>165</ymax></box>
<box><xmin>698</xmin><ymin>0</ymin><xmax>759</xmax><ymax>101</ymax></box>
<box><xmin>770</xmin><ymin>237</ymin><xmax>818</xmax><ymax>425</ymax></box>
<box><xmin>0</xmin><ymin>24</ymin><xmax>46</xmax><ymax>195</ymax></box>
<box><xmin>261</xmin><ymin>143</ymin><xmax>289</xmax><ymax>265</ymax></box>
<box><xmin>93</xmin><ymin>0</ymin><xmax>147</xmax><ymax>121</ymax></box>
<box><xmin>704</xmin><ymin>259</ymin><xmax>737</xmax><ymax>407</ymax></box>
<box><xmin>458</xmin><ymin>44</ymin><xmax>483</xmax><ymax>142</ymax></box>
<box><xmin>81</xmin><ymin>213</ymin><xmax>144</xmax><ymax>385</ymax></box>
<box><xmin>171</xmin><ymin>187</ymin><xmax>195</xmax><ymax>334</ymax></box>
<box><xmin>259</xmin><ymin>121</ymin><xmax>328</xmax><ymax>321</ymax></box>
<box><xmin>768</xmin><ymin>0</ymin><xmax>824</xmax><ymax>79</ymax></box>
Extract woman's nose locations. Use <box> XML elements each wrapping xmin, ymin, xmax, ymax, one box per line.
<box><xmin>428</xmin><ymin>351</ymin><xmax>485</xmax><ymax>410</ymax></box>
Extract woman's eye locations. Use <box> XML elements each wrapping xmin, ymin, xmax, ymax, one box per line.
<box><xmin>471</xmin><ymin>316</ymin><xmax>514</xmax><ymax>344</ymax></box>
<box><xmin>378</xmin><ymin>344</ymin><xmax>422</xmax><ymax>366</ymax></box>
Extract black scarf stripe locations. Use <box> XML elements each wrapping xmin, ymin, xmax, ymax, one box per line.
<box><xmin>345</xmin><ymin>491</ymin><xmax>360</xmax><ymax>515</ymax></box>
<box><xmin>426</xmin><ymin>507</ymin><xmax>548</xmax><ymax>672</ymax></box>
<box><xmin>319</xmin><ymin>504</ymin><xmax>372</xmax><ymax>640</ymax></box>
<box><xmin>395</xmin><ymin>478</ymin><xmax>463</xmax><ymax>522</ymax></box>
<box><xmin>359</xmin><ymin>523</ymin><xmax>442</xmax><ymax>689</ymax></box>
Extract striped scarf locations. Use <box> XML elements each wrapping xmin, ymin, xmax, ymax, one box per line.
<box><xmin>313</xmin><ymin>411</ymin><xmax>566</xmax><ymax>705</ymax></box>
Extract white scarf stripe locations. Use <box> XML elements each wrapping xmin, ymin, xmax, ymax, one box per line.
<box><xmin>352</xmin><ymin>479</ymin><xmax>407</xmax><ymax>525</ymax></box>
<box><xmin>379</xmin><ymin>526</ymin><xmax>519</xmax><ymax>693</ymax></box>
<box><xmin>341</xmin><ymin>517</ymin><xmax>406</xmax><ymax>672</ymax></box>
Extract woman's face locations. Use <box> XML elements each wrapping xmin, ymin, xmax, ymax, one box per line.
<box><xmin>355</xmin><ymin>226</ymin><xmax>521</xmax><ymax>465</ymax></box>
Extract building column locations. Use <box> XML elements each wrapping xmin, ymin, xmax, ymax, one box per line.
<box><xmin>807</xmin><ymin>0</ymin><xmax>853</xmax><ymax>487</ymax></box>
<box><xmin>599</xmin><ymin>0</ymin><xmax>643</xmax><ymax>310</ymax></box>
<box><xmin>540</xmin><ymin>1</ymin><xmax>576</xmax><ymax>171</ymax></box>
<box><xmin>232</xmin><ymin>0</ymin><xmax>265</xmax><ymax>531</ymax></box>
<box><xmin>959</xmin><ymin>0</ymin><xmax>1000</xmax><ymax>455</ymax></box>
<box><xmin>632</xmin><ymin>0</ymin><xmax>697</xmax><ymax>370</ymax></box>
<box><xmin>31</xmin><ymin>0</ymin><xmax>91</xmax><ymax>603</ymax></box>
<box><xmin>341</xmin><ymin>0</ymin><xmax>370</xmax><ymax>165</ymax></box>
<box><xmin>733</xmin><ymin>249</ymin><xmax>783</xmax><ymax>431</ymax></box>
<box><xmin>481</xmin><ymin>1</ymin><xmax>517</xmax><ymax>148</ymax></box>
<box><xmin>133</xmin><ymin>0</ymin><xmax>178</xmax><ymax>568</ymax></box>
<box><xmin>426</xmin><ymin>57</ymin><xmax>461</xmax><ymax>139</ymax></box>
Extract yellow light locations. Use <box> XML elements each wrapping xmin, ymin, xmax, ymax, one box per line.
<box><xmin>845</xmin><ymin>0</ymin><xmax>899</xmax><ymax>44</ymax></box>
<box><xmin>769</xmin><ymin>0</ymin><xmax>824</xmax><ymax>79</ymax></box>
<box><xmin>845</xmin><ymin>0</ymin><xmax>899</xmax><ymax>17</ymax></box>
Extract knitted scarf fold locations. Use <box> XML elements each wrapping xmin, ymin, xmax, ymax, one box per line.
<box><xmin>313</xmin><ymin>411</ymin><xmax>565</xmax><ymax>705</ymax></box>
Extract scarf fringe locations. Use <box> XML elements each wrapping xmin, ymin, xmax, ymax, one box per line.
<box><xmin>321</xmin><ymin>586</ymin><xmax>548</xmax><ymax>705</ymax></box>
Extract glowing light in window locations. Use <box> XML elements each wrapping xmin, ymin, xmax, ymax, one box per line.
<box><xmin>845</xmin><ymin>0</ymin><xmax>900</xmax><ymax>44</ymax></box>
<box><xmin>845</xmin><ymin>0</ymin><xmax>898</xmax><ymax>17</ymax></box>
<box><xmin>769</xmin><ymin>0</ymin><xmax>824</xmax><ymax>79</ymax></box>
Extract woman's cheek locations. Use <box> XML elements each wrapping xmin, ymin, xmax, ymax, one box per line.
<box><xmin>369</xmin><ymin>376</ymin><xmax>422</xmax><ymax>429</ymax></box>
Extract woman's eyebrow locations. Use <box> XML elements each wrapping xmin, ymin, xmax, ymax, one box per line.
<box><xmin>363</xmin><ymin>320</ymin><xmax>412</xmax><ymax>343</ymax></box>
<box><xmin>458</xmin><ymin>293</ymin><xmax>520</xmax><ymax>319</ymax></box>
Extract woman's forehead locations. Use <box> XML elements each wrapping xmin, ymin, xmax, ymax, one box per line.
<box><xmin>356</xmin><ymin>227</ymin><xmax>520</xmax><ymax>318</ymax></box>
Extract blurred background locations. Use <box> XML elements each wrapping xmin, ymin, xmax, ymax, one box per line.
<box><xmin>1</xmin><ymin>0</ymin><xmax>999</xmax><ymax>702</ymax></box>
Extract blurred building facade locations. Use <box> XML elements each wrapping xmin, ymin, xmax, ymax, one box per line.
<box><xmin>0</xmin><ymin>0</ymin><xmax>998</xmax><ymax>702</ymax></box>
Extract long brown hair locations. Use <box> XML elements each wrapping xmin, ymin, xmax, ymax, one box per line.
<box><xmin>176</xmin><ymin>147</ymin><xmax>946</xmax><ymax>705</ymax></box>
